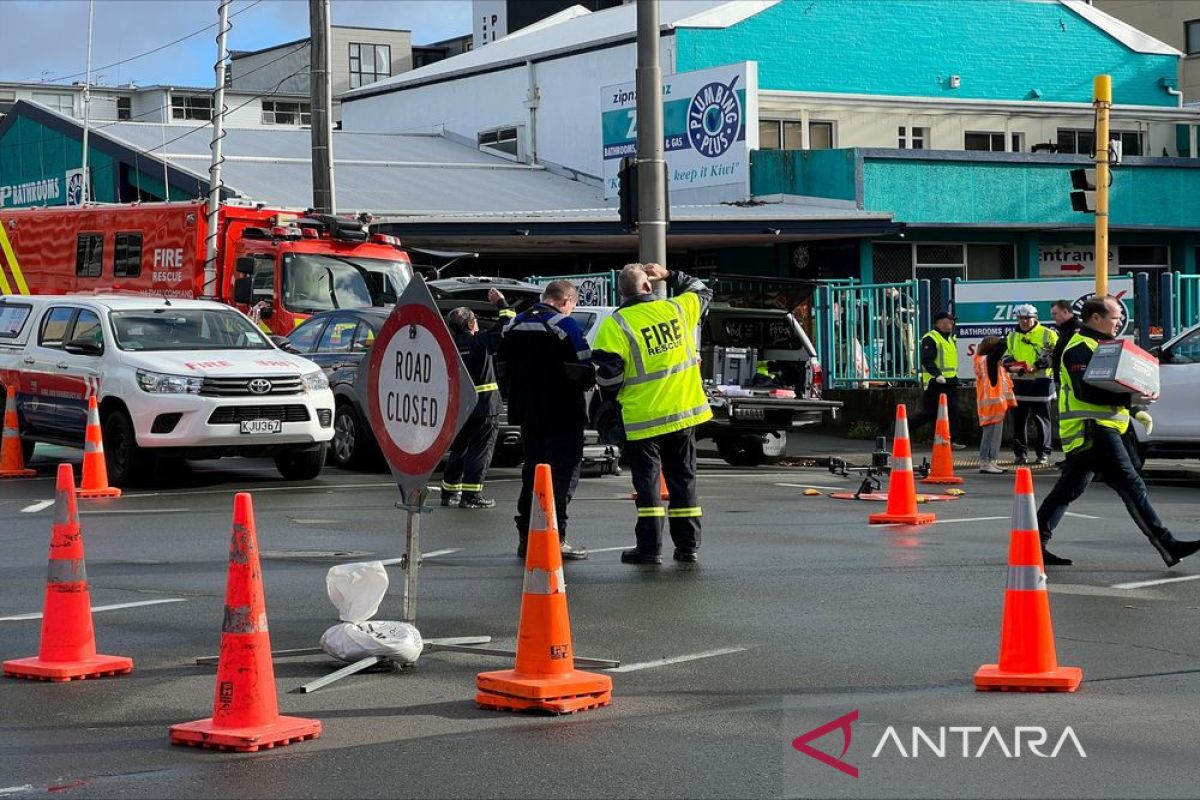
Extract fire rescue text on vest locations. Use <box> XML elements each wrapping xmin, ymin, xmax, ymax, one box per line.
<box><xmin>640</xmin><ymin>319</ymin><xmax>684</xmax><ymax>356</ymax></box>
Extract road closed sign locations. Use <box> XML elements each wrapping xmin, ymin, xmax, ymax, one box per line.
<box><xmin>364</xmin><ymin>275</ymin><xmax>476</xmax><ymax>501</ymax></box>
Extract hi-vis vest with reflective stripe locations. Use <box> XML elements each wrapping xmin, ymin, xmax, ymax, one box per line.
<box><xmin>1007</xmin><ymin>324</ymin><xmax>1056</xmax><ymax>380</ymax></box>
<box><xmin>1057</xmin><ymin>333</ymin><xmax>1130</xmax><ymax>454</ymax></box>
<box><xmin>593</xmin><ymin>293</ymin><xmax>712</xmax><ymax>441</ymax></box>
<box><xmin>920</xmin><ymin>330</ymin><xmax>957</xmax><ymax>387</ymax></box>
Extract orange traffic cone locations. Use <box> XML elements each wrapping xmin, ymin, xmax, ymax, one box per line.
<box><xmin>868</xmin><ymin>405</ymin><xmax>936</xmax><ymax>525</ymax></box>
<box><xmin>630</xmin><ymin>471</ymin><xmax>670</xmax><ymax>502</ymax></box>
<box><xmin>477</xmin><ymin>463</ymin><xmax>612</xmax><ymax>714</ymax></box>
<box><xmin>170</xmin><ymin>494</ymin><xmax>321</xmax><ymax>751</ymax></box>
<box><xmin>3</xmin><ymin>464</ymin><xmax>133</xmax><ymax>681</ymax></box>
<box><xmin>974</xmin><ymin>468</ymin><xmax>1081</xmax><ymax>692</ymax></box>
<box><xmin>77</xmin><ymin>396</ymin><xmax>120</xmax><ymax>498</ymax></box>
<box><xmin>0</xmin><ymin>386</ymin><xmax>35</xmax><ymax>479</ymax></box>
<box><xmin>921</xmin><ymin>393</ymin><xmax>963</xmax><ymax>485</ymax></box>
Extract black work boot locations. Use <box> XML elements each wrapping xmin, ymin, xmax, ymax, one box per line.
<box><xmin>1152</xmin><ymin>534</ymin><xmax>1200</xmax><ymax>568</ymax></box>
<box><xmin>440</xmin><ymin>492</ymin><xmax>461</xmax><ymax>507</ymax></box>
<box><xmin>1041</xmin><ymin>544</ymin><xmax>1073</xmax><ymax>566</ymax></box>
<box><xmin>673</xmin><ymin>548</ymin><xmax>699</xmax><ymax>563</ymax></box>
<box><xmin>459</xmin><ymin>494</ymin><xmax>495</xmax><ymax>509</ymax></box>
<box><xmin>620</xmin><ymin>548</ymin><xmax>662</xmax><ymax>565</ymax></box>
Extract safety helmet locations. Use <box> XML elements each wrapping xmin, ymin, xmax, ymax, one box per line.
<box><xmin>1015</xmin><ymin>304</ymin><xmax>1038</xmax><ymax>319</ymax></box>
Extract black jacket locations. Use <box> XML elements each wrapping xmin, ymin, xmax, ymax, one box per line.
<box><xmin>454</xmin><ymin>327</ymin><xmax>503</xmax><ymax>419</ymax></box>
<box><xmin>499</xmin><ymin>303</ymin><xmax>593</xmax><ymax>429</ymax></box>
<box><xmin>1051</xmin><ymin>316</ymin><xmax>1079</xmax><ymax>385</ymax></box>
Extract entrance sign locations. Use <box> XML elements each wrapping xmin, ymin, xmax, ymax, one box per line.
<box><xmin>365</xmin><ymin>274</ymin><xmax>475</xmax><ymax>502</ymax></box>
<box><xmin>952</xmin><ymin>277</ymin><xmax>1134</xmax><ymax>379</ymax></box>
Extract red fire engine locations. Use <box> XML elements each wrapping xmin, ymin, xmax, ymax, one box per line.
<box><xmin>0</xmin><ymin>200</ymin><xmax>413</xmax><ymax>335</ymax></box>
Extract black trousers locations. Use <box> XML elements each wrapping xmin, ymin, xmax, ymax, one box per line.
<box><xmin>1011</xmin><ymin>401</ymin><xmax>1052</xmax><ymax>459</ymax></box>
<box><xmin>515</xmin><ymin>421</ymin><xmax>584</xmax><ymax>544</ymax></box>
<box><xmin>441</xmin><ymin>414</ymin><xmax>498</xmax><ymax>497</ymax></box>
<box><xmin>909</xmin><ymin>380</ymin><xmax>960</xmax><ymax>441</ymax></box>
<box><xmin>1037</xmin><ymin>425</ymin><xmax>1172</xmax><ymax>552</ymax></box>
<box><xmin>624</xmin><ymin>427</ymin><xmax>701</xmax><ymax>555</ymax></box>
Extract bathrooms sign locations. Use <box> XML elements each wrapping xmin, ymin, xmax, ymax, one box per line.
<box><xmin>601</xmin><ymin>62</ymin><xmax>758</xmax><ymax>199</ymax></box>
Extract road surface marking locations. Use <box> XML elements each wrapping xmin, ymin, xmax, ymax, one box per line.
<box><xmin>0</xmin><ymin>786</ymin><xmax>34</xmax><ymax>796</ymax></box>
<box><xmin>775</xmin><ymin>482</ymin><xmax>854</xmax><ymax>491</ymax></box>
<box><xmin>588</xmin><ymin>546</ymin><xmax>630</xmax><ymax>554</ymax></box>
<box><xmin>80</xmin><ymin>508</ymin><xmax>189</xmax><ymax>515</ymax></box>
<box><xmin>0</xmin><ymin>597</ymin><xmax>186</xmax><ymax>622</ymax></box>
<box><xmin>1112</xmin><ymin>575</ymin><xmax>1200</xmax><ymax>590</ymax></box>
<box><xmin>1064</xmin><ymin>511</ymin><xmax>1101</xmax><ymax>520</ymax></box>
<box><xmin>20</xmin><ymin>500</ymin><xmax>54</xmax><ymax>513</ymax></box>
<box><xmin>376</xmin><ymin>549</ymin><xmax>462</xmax><ymax>566</ymax></box>
<box><xmin>607</xmin><ymin>646</ymin><xmax>747</xmax><ymax>673</ymax></box>
<box><xmin>869</xmin><ymin>516</ymin><xmax>1007</xmax><ymax>528</ymax></box>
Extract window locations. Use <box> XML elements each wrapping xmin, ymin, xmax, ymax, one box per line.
<box><xmin>1187</xmin><ymin>19</ymin><xmax>1200</xmax><ymax>55</ymax></box>
<box><xmin>251</xmin><ymin>260</ymin><xmax>275</xmax><ymax>300</ymax></box>
<box><xmin>70</xmin><ymin>310</ymin><xmax>102</xmax><ymax>346</ymax></box>
<box><xmin>1057</xmin><ymin>128</ymin><xmax>1142</xmax><ymax>157</ymax></box>
<box><xmin>114</xmin><ymin>233</ymin><xmax>142</xmax><ymax>278</ymax></box>
<box><xmin>898</xmin><ymin>126</ymin><xmax>928</xmax><ymax>149</ymax></box>
<box><xmin>352</xmin><ymin>322</ymin><xmax>376</xmax><ymax>352</ymax></box>
<box><xmin>32</xmin><ymin>91</ymin><xmax>73</xmax><ymax>116</ymax></box>
<box><xmin>171</xmin><ymin>94</ymin><xmax>212</xmax><ymax>121</ymax></box>
<box><xmin>285</xmin><ymin>318</ymin><xmax>325</xmax><ymax>353</ymax></box>
<box><xmin>478</xmin><ymin>126</ymin><xmax>520</xmax><ymax>158</ymax></box>
<box><xmin>75</xmin><ymin>233</ymin><xmax>103</xmax><ymax>278</ymax></box>
<box><xmin>964</xmin><ymin>131</ymin><xmax>1023</xmax><ymax>152</ymax></box>
<box><xmin>317</xmin><ymin>317</ymin><xmax>359</xmax><ymax>353</ymax></box>
<box><xmin>262</xmin><ymin>100</ymin><xmax>311</xmax><ymax>126</ymax></box>
<box><xmin>809</xmin><ymin>121</ymin><xmax>834</xmax><ymax>150</ymax></box>
<box><xmin>117</xmin><ymin>96</ymin><xmax>131</xmax><ymax>121</ymax></box>
<box><xmin>759</xmin><ymin>119</ymin><xmax>782</xmax><ymax>149</ymax></box>
<box><xmin>39</xmin><ymin>307</ymin><xmax>77</xmax><ymax>347</ymax></box>
<box><xmin>1168</xmin><ymin>326</ymin><xmax>1200</xmax><ymax>363</ymax></box>
<box><xmin>0</xmin><ymin>90</ymin><xmax>15</xmax><ymax>115</ymax></box>
<box><xmin>349</xmin><ymin>42</ymin><xmax>391</xmax><ymax>89</ymax></box>
<box><xmin>916</xmin><ymin>244</ymin><xmax>966</xmax><ymax>313</ymax></box>
<box><xmin>0</xmin><ymin>303</ymin><xmax>32</xmax><ymax>338</ymax></box>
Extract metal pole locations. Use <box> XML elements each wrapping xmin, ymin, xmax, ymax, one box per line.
<box><xmin>1161</xmin><ymin>271</ymin><xmax>1175</xmax><ymax>342</ymax></box>
<box><xmin>635</xmin><ymin>0</ymin><xmax>667</xmax><ymax>295</ymax></box>
<box><xmin>80</xmin><ymin>0</ymin><xmax>94</xmax><ymax>204</ymax></box>
<box><xmin>203</xmin><ymin>0</ymin><xmax>232</xmax><ymax>300</ymax></box>
<box><xmin>309</xmin><ymin>0</ymin><xmax>336</xmax><ymax>214</ymax></box>
<box><xmin>402</xmin><ymin>488</ymin><xmax>426</xmax><ymax>625</ymax></box>
<box><xmin>1135</xmin><ymin>272</ymin><xmax>1150</xmax><ymax>349</ymax></box>
<box><xmin>1094</xmin><ymin>75</ymin><xmax>1112</xmax><ymax>297</ymax></box>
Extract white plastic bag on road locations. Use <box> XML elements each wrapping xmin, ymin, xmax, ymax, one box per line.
<box><xmin>326</xmin><ymin>561</ymin><xmax>389</xmax><ymax>623</ymax></box>
<box><xmin>320</xmin><ymin>620</ymin><xmax>423</xmax><ymax>664</ymax></box>
<box><xmin>320</xmin><ymin>561</ymin><xmax>423</xmax><ymax>664</ymax></box>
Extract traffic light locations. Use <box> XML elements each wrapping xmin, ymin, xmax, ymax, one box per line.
<box><xmin>1069</xmin><ymin>168</ymin><xmax>1097</xmax><ymax>213</ymax></box>
<box><xmin>618</xmin><ymin>156</ymin><xmax>638</xmax><ymax>232</ymax></box>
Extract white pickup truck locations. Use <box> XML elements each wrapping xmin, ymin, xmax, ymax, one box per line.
<box><xmin>0</xmin><ymin>295</ymin><xmax>334</xmax><ymax>485</ymax></box>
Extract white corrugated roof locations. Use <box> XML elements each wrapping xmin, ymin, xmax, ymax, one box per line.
<box><xmin>1060</xmin><ymin>0</ymin><xmax>1182</xmax><ymax>56</ymax></box>
<box><xmin>339</xmin><ymin>0</ymin><xmax>776</xmax><ymax>100</ymax></box>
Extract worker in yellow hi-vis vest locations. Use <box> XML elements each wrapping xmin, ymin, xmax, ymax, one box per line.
<box><xmin>910</xmin><ymin>311</ymin><xmax>963</xmax><ymax>446</ymax></box>
<box><xmin>593</xmin><ymin>263</ymin><xmax>713</xmax><ymax>566</ymax></box>
<box><xmin>1002</xmin><ymin>304</ymin><xmax>1058</xmax><ymax>465</ymax></box>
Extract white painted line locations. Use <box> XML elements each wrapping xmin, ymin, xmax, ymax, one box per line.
<box><xmin>869</xmin><ymin>515</ymin><xmax>1007</xmax><ymax>529</ymax></box>
<box><xmin>607</xmin><ymin>646</ymin><xmax>747</xmax><ymax>673</ymax></box>
<box><xmin>376</xmin><ymin>548</ymin><xmax>462</xmax><ymax>566</ymax></box>
<box><xmin>20</xmin><ymin>500</ymin><xmax>54</xmax><ymax>513</ymax></box>
<box><xmin>775</xmin><ymin>482</ymin><xmax>854</xmax><ymax>492</ymax></box>
<box><xmin>80</xmin><ymin>508</ymin><xmax>189</xmax><ymax>515</ymax></box>
<box><xmin>1064</xmin><ymin>511</ymin><xmax>1101</xmax><ymax>520</ymax></box>
<box><xmin>121</xmin><ymin>481</ymin><xmax>397</xmax><ymax>499</ymax></box>
<box><xmin>0</xmin><ymin>786</ymin><xmax>35</xmax><ymax>797</ymax></box>
<box><xmin>1112</xmin><ymin>574</ymin><xmax>1200</xmax><ymax>590</ymax></box>
<box><xmin>0</xmin><ymin>597</ymin><xmax>186</xmax><ymax>622</ymax></box>
<box><xmin>588</xmin><ymin>545</ymin><xmax>630</xmax><ymax>554</ymax></box>
<box><xmin>292</xmin><ymin>518</ymin><xmax>343</xmax><ymax>525</ymax></box>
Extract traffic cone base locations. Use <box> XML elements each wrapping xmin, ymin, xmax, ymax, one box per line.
<box><xmin>972</xmin><ymin>664</ymin><xmax>1082</xmax><ymax>693</ymax></box>
<box><xmin>169</xmin><ymin>715</ymin><xmax>322</xmax><ymax>752</ymax></box>
<box><xmin>77</xmin><ymin>486</ymin><xmax>121</xmax><ymax>499</ymax></box>
<box><xmin>920</xmin><ymin>475</ymin><xmax>964</xmax><ymax>485</ymax></box>
<box><xmin>3</xmin><ymin>653</ymin><xmax>132</xmax><ymax>682</ymax></box>
<box><xmin>476</xmin><ymin>686</ymin><xmax>612</xmax><ymax>715</ymax></box>
<box><xmin>868</xmin><ymin>509</ymin><xmax>937</xmax><ymax>525</ymax></box>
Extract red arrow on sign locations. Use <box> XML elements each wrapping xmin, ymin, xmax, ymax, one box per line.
<box><xmin>1061</xmin><ymin>263</ymin><xmax>1085</xmax><ymax>273</ymax></box>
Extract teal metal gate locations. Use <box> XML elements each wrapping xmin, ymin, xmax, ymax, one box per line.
<box><xmin>815</xmin><ymin>279</ymin><xmax>924</xmax><ymax>387</ymax></box>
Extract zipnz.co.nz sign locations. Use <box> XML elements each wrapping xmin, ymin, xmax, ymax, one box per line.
<box><xmin>600</xmin><ymin>62</ymin><xmax>758</xmax><ymax>198</ymax></box>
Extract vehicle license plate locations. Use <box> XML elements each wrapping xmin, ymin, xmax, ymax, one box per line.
<box><xmin>240</xmin><ymin>419</ymin><xmax>282</xmax><ymax>434</ymax></box>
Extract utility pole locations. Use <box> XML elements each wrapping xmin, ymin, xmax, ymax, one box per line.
<box><xmin>310</xmin><ymin>0</ymin><xmax>336</xmax><ymax>214</ymax></box>
<box><xmin>635</xmin><ymin>0</ymin><xmax>667</xmax><ymax>296</ymax></box>
<box><xmin>203</xmin><ymin>0</ymin><xmax>231</xmax><ymax>300</ymax></box>
<box><xmin>80</xmin><ymin>0</ymin><xmax>94</xmax><ymax>204</ymax></box>
<box><xmin>1093</xmin><ymin>74</ymin><xmax>1111</xmax><ymax>297</ymax></box>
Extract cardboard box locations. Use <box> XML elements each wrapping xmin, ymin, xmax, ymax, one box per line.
<box><xmin>1083</xmin><ymin>339</ymin><xmax>1160</xmax><ymax>402</ymax></box>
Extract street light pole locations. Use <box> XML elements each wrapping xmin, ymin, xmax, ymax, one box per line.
<box><xmin>1093</xmin><ymin>74</ymin><xmax>1111</xmax><ymax>298</ymax></box>
<box><xmin>635</xmin><ymin>0</ymin><xmax>668</xmax><ymax>296</ymax></box>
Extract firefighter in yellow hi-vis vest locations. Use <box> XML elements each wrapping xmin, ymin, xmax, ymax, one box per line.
<box><xmin>910</xmin><ymin>311</ymin><xmax>962</xmax><ymax>445</ymax></box>
<box><xmin>1002</xmin><ymin>304</ymin><xmax>1058</xmax><ymax>465</ymax></box>
<box><xmin>593</xmin><ymin>263</ymin><xmax>713</xmax><ymax>566</ymax></box>
<box><xmin>1036</xmin><ymin>295</ymin><xmax>1200</xmax><ymax>568</ymax></box>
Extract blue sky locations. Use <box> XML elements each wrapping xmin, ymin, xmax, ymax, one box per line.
<box><xmin>1</xmin><ymin>0</ymin><xmax>472</xmax><ymax>88</ymax></box>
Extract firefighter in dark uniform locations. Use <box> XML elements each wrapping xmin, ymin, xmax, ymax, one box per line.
<box><xmin>439</xmin><ymin>289</ymin><xmax>513</xmax><ymax>509</ymax></box>
<box><xmin>593</xmin><ymin>263</ymin><xmax>713</xmax><ymax>565</ymax></box>
<box><xmin>1036</xmin><ymin>294</ymin><xmax>1200</xmax><ymax>567</ymax></box>
<box><xmin>499</xmin><ymin>280</ymin><xmax>593</xmax><ymax>560</ymax></box>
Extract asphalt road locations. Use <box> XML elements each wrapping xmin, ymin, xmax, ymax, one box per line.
<box><xmin>2</xmin><ymin>442</ymin><xmax>1200</xmax><ymax>799</ymax></box>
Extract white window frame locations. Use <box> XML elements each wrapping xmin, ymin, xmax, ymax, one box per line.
<box><xmin>898</xmin><ymin>125</ymin><xmax>928</xmax><ymax>150</ymax></box>
<box><xmin>759</xmin><ymin>118</ymin><xmax>833</xmax><ymax>150</ymax></box>
<box><xmin>477</xmin><ymin>125</ymin><xmax>523</xmax><ymax>162</ymax></box>
<box><xmin>808</xmin><ymin>119</ymin><xmax>836</xmax><ymax>150</ymax></box>
<box><xmin>171</xmin><ymin>94</ymin><xmax>213</xmax><ymax>121</ymax></box>
<box><xmin>32</xmin><ymin>91</ymin><xmax>74</xmax><ymax>117</ymax></box>
<box><xmin>349</xmin><ymin>42</ymin><xmax>392</xmax><ymax>90</ymax></box>
<box><xmin>964</xmin><ymin>130</ymin><xmax>1024</xmax><ymax>153</ymax></box>
<box><xmin>262</xmin><ymin>100</ymin><xmax>311</xmax><ymax>126</ymax></box>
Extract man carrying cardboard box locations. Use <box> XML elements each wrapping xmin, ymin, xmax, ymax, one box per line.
<box><xmin>1036</xmin><ymin>295</ymin><xmax>1200</xmax><ymax>567</ymax></box>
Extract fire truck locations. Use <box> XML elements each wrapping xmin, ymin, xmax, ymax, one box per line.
<box><xmin>0</xmin><ymin>200</ymin><xmax>413</xmax><ymax>336</ymax></box>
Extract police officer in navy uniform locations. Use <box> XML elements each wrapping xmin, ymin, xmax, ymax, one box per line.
<box><xmin>439</xmin><ymin>289</ymin><xmax>513</xmax><ymax>509</ymax></box>
<box><xmin>499</xmin><ymin>280</ymin><xmax>593</xmax><ymax>560</ymax></box>
<box><xmin>910</xmin><ymin>311</ymin><xmax>963</xmax><ymax>445</ymax></box>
